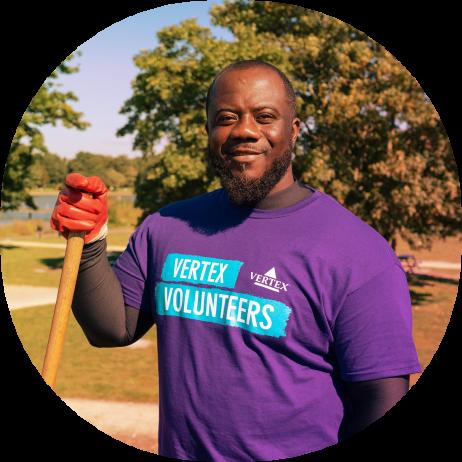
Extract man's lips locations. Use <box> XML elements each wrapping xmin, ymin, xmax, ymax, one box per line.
<box><xmin>228</xmin><ymin>150</ymin><xmax>263</xmax><ymax>156</ymax></box>
<box><xmin>227</xmin><ymin>152</ymin><xmax>263</xmax><ymax>163</ymax></box>
<box><xmin>226</xmin><ymin>149</ymin><xmax>264</xmax><ymax>162</ymax></box>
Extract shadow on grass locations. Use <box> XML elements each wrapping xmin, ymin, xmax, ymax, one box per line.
<box><xmin>0</xmin><ymin>245</ymin><xmax>20</xmax><ymax>250</ymax></box>
<box><xmin>411</xmin><ymin>274</ymin><xmax>459</xmax><ymax>285</ymax></box>
<box><xmin>40</xmin><ymin>256</ymin><xmax>64</xmax><ymax>269</ymax></box>
<box><xmin>409</xmin><ymin>288</ymin><xmax>432</xmax><ymax>305</ymax></box>
<box><xmin>40</xmin><ymin>251</ymin><xmax>122</xmax><ymax>270</ymax></box>
<box><xmin>407</xmin><ymin>273</ymin><xmax>459</xmax><ymax>306</ymax></box>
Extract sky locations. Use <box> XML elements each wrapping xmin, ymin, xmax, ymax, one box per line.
<box><xmin>40</xmin><ymin>1</ymin><xmax>232</xmax><ymax>158</ymax></box>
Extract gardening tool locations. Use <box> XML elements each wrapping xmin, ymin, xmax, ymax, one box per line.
<box><xmin>41</xmin><ymin>230</ymin><xmax>86</xmax><ymax>389</ymax></box>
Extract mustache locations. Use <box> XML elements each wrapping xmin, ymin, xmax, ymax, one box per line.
<box><xmin>207</xmin><ymin>141</ymin><xmax>294</xmax><ymax>160</ymax></box>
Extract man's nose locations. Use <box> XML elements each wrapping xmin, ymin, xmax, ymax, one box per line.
<box><xmin>229</xmin><ymin>114</ymin><xmax>260</xmax><ymax>140</ymax></box>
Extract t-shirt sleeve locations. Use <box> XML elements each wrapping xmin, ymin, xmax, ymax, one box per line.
<box><xmin>112</xmin><ymin>217</ymin><xmax>155</xmax><ymax>317</ymax></box>
<box><xmin>333</xmin><ymin>262</ymin><xmax>423</xmax><ymax>382</ymax></box>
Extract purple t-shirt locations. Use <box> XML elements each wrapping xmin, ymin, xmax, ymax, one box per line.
<box><xmin>113</xmin><ymin>185</ymin><xmax>422</xmax><ymax>461</ymax></box>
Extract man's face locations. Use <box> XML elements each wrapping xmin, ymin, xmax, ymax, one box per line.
<box><xmin>206</xmin><ymin>66</ymin><xmax>300</xmax><ymax>206</ymax></box>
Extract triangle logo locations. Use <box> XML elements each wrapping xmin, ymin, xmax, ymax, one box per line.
<box><xmin>250</xmin><ymin>266</ymin><xmax>289</xmax><ymax>293</ymax></box>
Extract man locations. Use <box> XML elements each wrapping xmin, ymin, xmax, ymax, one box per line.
<box><xmin>51</xmin><ymin>60</ymin><xmax>422</xmax><ymax>461</ymax></box>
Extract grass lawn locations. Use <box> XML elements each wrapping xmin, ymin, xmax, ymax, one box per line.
<box><xmin>0</xmin><ymin>230</ymin><xmax>136</xmax><ymax>288</ymax></box>
<box><xmin>407</xmin><ymin>272</ymin><xmax>459</xmax><ymax>386</ymax></box>
<box><xmin>0</xmin><ymin>224</ymin><xmax>134</xmax><ymax>248</ymax></box>
<box><xmin>9</xmin><ymin>305</ymin><xmax>159</xmax><ymax>403</ymax></box>
<box><xmin>1</xmin><ymin>247</ymin><xmax>68</xmax><ymax>286</ymax></box>
<box><xmin>0</xmin><ymin>245</ymin><xmax>125</xmax><ymax>286</ymax></box>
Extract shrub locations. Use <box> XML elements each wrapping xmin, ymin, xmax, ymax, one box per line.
<box><xmin>107</xmin><ymin>199</ymin><xmax>142</xmax><ymax>227</ymax></box>
<box><xmin>0</xmin><ymin>219</ymin><xmax>48</xmax><ymax>237</ymax></box>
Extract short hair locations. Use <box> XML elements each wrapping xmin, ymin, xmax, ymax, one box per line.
<box><xmin>205</xmin><ymin>59</ymin><xmax>296</xmax><ymax>118</ymax></box>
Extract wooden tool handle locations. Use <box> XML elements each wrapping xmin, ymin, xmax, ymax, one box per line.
<box><xmin>41</xmin><ymin>231</ymin><xmax>86</xmax><ymax>389</ymax></box>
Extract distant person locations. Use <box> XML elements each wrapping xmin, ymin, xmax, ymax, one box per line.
<box><xmin>50</xmin><ymin>60</ymin><xmax>422</xmax><ymax>461</ymax></box>
<box><xmin>36</xmin><ymin>223</ymin><xmax>43</xmax><ymax>238</ymax></box>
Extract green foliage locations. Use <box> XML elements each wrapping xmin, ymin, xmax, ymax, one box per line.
<box><xmin>2</xmin><ymin>53</ymin><xmax>89</xmax><ymax>211</ymax></box>
<box><xmin>108</xmin><ymin>197</ymin><xmax>142</xmax><ymax>227</ymax></box>
<box><xmin>67</xmin><ymin>151</ymin><xmax>108</xmax><ymax>180</ymax></box>
<box><xmin>2</xmin><ymin>145</ymin><xmax>37</xmax><ymax>210</ymax></box>
<box><xmin>0</xmin><ymin>218</ymin><xmax>48</xmax><ymax>238</ymax></box>
<box><xmin>68</xmin><ymin>152</ymin><xmax>139</xmax><ymax>190</ymax></box>
<box><xmin>29</xmin><ymin>151</ymin><xmax>68</xmax><ymax>188</ymax></box>
<box><xmin>117</xmin><ymin>14</ymin><xmax>292</xmax><ymax>216</ymax></box>
<box><xmin>6</xmin><ymin>148</ymin><xmax>139</xmax><ymax>194</ymax></box>
<box><xmin>119</xmin><ymin>1</ymin><xmax>460</xmax><ymax>248</ymax></box>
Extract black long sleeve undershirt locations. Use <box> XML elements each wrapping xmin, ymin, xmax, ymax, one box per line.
<box><xmin>72</xmin><ymin>238</ymin><xmax>154</xmax><ymax>347</ymax></box>
<box><xmin>339</xmin><ymin>375</ymin><xmax>410</xmax><ymax>441</ymax></box>
<box><xmin>70</xmin><ymin>178</ymin><xmax>410</xmax><ymax>438</ymax></box>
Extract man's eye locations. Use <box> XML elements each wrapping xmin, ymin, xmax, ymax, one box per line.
<box><xmin>257</xmin><ymin>114</ymin><xmax>274</xmax><ymax>121</ymax></box>
<box><xmin>217</xmin><ymin>115</ymin><xmax>235</xmax><ymax>123</ymax></box>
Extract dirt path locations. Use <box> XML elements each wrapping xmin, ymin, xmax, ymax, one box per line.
<box><xmin>63</xmin><ymin>398</ymin><xmax>159</xmax><ymax>453</ymax></box>
<box><xmin>4</xmin><ymin>284</ymin><xmax>58</xmax><ymax>310</ymax></box>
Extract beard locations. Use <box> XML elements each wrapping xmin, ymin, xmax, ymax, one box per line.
<box><xmin>207</xmin><ymin>145</ymin><xmax>293</xmax><ymax>207</ymax></box>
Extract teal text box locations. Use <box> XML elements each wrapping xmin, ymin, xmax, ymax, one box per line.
<box><xmin>155</xmin><ymin>282</ymin><xmax>292</xmax><ymax>338</ymax></box>
<box><xmin>161</xmin><ymin>253</ymin><xmax>243</xmax><ymax>288</ymax></box>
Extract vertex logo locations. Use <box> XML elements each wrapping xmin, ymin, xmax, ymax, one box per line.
<box><xmin>250</xmin><ymin>267</ymin><xmax>289</xmax><ymax>293</ymax></box>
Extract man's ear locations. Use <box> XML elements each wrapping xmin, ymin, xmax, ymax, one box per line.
<box><xmin>291</xmin><ymin>118</ymin><xmax>301</xmax><ymax>146</ymax></box>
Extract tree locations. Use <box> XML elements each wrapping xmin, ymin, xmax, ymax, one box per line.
<box><xmin>67</xmin><ymin>151</ymin><xmax>139</xmax><ymax>190</ymax></box>
<box><xmin>2</xmin><ymin>53</ymin><xmax>90</xmax><ymax>210</ymax></box>
<box><xmin>68</xmin><ymin>151</ymin><xmax>108</xmax><ymax>180</ymax></box>
<box><xmin>111</xmin><ymin>155</ymin><xmax>138</xmax><ymax>188</ymax></box>
<box><xmin>118</xmin><ymin>16</ymin><xmax>293</xmax><ymax>216</ymax></box>
<box><xmin>105</xmin><ymin>168</ymin><xmax>126</xmax><ymax>190</ymax></box>
<box><xmin>29</xmin><ymin>156</ymin><xmax>50</xmax><ymax>189</ymax></box>
<box><xmin>118</xmin><ymin>1</ymin><xmax>460</xmax><ymax>250</ymax></box>
<box><xmin>2</xmin><ymin>145</ymin><xmax>37</xmax><ymax>210</ymax></box>
<box><xmin>29</xmin><ymin>152</ymin><xmax>68</xmax><ymax>189</ymax></box>
<box><xmin>42</xmin><ymin>152</ymin><xmax>68</xmax><ymax>187</ymax></box>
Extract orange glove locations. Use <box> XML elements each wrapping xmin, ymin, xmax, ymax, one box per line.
<box><xmin>50</xmin><ymin>173</ymin><xmax>109</xmax><ymax>244</ymax></box>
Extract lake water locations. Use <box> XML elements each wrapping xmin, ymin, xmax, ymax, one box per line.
<box><xmin>0</xmin><ymin>194</ymin><xmax>135</xmax><ymax>224</ymax></box>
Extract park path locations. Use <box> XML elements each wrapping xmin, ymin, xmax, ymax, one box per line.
<box><xmin>416</xmin><ymin>260</ymin><xmax>460</xmax><ymax>270</ymax></box>
<box><xmin>3</xmin><ymin>284</ymin><xmax>58</xmax><ymax>310</ymax></box>
<box><xmin>62</xmin><ymin>398</ymin><xmax>158</xmax><ymax>453</ymax></box>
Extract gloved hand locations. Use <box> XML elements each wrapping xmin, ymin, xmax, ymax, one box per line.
<box><xmin>50</xmin><ymin>173</ymin><xmax>109</xmax><ymax>244</ymax></box>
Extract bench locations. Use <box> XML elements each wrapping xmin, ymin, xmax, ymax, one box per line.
<box><xmin>398</xmin><ymin>254</ymin><xmax>419</xmax><ymax>274</ymax></box>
